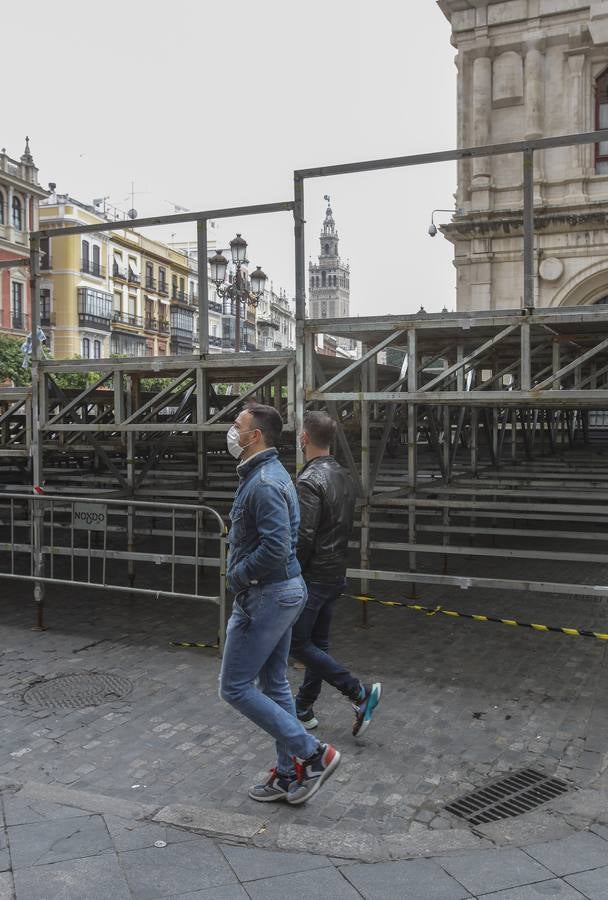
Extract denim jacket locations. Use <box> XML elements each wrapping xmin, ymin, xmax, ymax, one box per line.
<box><xmin>227</xmin><ymin>447</ymin><xmax>301</xmax><ymax>593</ymax></box>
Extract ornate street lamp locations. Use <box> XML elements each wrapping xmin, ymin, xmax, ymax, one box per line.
<box><xmin>209</xmin><ymin>234</ymin><xmax>267</xmax><ymax>352</ymax></box>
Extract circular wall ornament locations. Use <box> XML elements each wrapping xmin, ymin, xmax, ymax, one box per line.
<box><xmin>539</xmin><ymin>257</ymin><xmax>564</xmax><ymax>282</ymax></box>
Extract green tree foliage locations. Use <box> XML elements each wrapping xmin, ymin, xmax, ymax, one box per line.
<box><xmin>0</xmin><ymin>334</ymin><xmax>31</xmax><ymax>386</ymax></box>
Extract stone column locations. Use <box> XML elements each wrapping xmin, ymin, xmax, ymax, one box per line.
<box><xmin>471</xmin><ymin>55</ymin><xmax>492</xmax><ymax>210</ymax></box>
<box><xmin>567</xmin><ymin>53</ymin><xmax>587</xmax><ymax>200</ymax></box>
<box><xmin>525</xmin><ymin>42</ymin><xmax>545</xmax><ymax>202</ymax></box>
<box><xmin>472</xmin><ymin>56</ymin><xmax>492</xmax><ymax>181</ymax></box>
<box><xmin>525</xmin><ymin>44</ymin><xmax>544</xmax><ymax>139</ymax></box>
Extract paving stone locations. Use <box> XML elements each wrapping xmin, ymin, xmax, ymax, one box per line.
<box><xmin>220</xmin><ymin>843</ymin><xmax>332</xmax><ymax>881</ymax></box>
<box><xmin>477</xmin><ymin>879</ymin><xmax>590</xmax><ymax>898</ymax></box>
<box><xmin>153</xmin><ymin>804</ymin><xmax>265</xmax><ymax>839</ymax></box>
<box><xmin>383</xmin><ymin>827</ymin><xmax>490</xmax><ymax>859</ymax></box>
<box><xmin>12</xmin><ymin>854</ymin><xmax>131</xmax><ymax>900</ymax></box>
<box><xmin>119</xmin><ymin>839</ymin><xmax>237</xmax><ymax>899</ymax></box>
<box><xmin>242</xmin><ymin>865</ymin><xmax>361</xmax><ymax>899</ymax></box>
<box><xmin>8</xmin><ymin>813</ymin><xmax>112</xmax><ymax>870</ymax></box>
<box><xmin>2</xmin><ymin>794</ymin><xmax>93</xmax><ymax>827</ymax></box>
<box><xmin>590</xmin><ymin>823</ymin><xmax>608</xmax><ymax>842</ymax></box>
<box><xmin>525</xmin><ymin>831</ymin><xmax>608</xmax><ymax>876</ymax></box>
<box><xmin>565</xmin><ymin>865</ymin><xmax>608</xmax><ymax>899</ymax></box>
<box><xmin>341</xmin><ymin>857</ymin><xmax>472</xmax><ymax>899</ymax></box>
<box><xmin>166</xmin><ymin>889</ymin><xmax>249</xmax><ymax>900</ymax></box>
<box><xmin>277</xmin><ymin>823</ymin><xmax>384</xmax><ymax>861</ymax></box>
<box><xmin>18</xmin><ymin>781</ymin><xmax>156</xmax><ymax>821</ymax></box>
<box><xmin>439</xmin><ymin>848</ymin><xmax>555</xmax><ymax>896</ymax></box>
<box><xmin>105</xmin><ymin>814</ymin><xmax>200</xmax><ymax>851</ymax></box>
<box><xmin>474</xmin><ymin>812</ymin><xmax>577</xmax><ymax>847</ymax></box>
<box><xmin>0</xmin><ymin>873</ymin><xmax>11</xmax><ymax>900</ymax></box>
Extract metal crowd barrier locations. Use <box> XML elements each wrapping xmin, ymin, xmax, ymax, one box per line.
<box><xmin>0</xmin><ymin>493</ymin><xmax>228</xmax><ymax>651</ymax></box>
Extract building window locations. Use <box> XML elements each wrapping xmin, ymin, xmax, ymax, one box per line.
<box><xmin>92</xmin><ymin>244</ymin><xmax>101</xmax><ymax>276</ymax></box>
<box><xmin>82</xmin><ymin>337</ymin><xmax>90</xmax><ymax>358</ymax></box>
<box><xmin>82</xmin><ymin>239</ymin><xmax>90</xmax><ymax>268</ymax></box>
<box><xmin>596</xmin><ymin>67</ymin><xmax>608</xmax><ymax>173</ymax></box>
<box><xmin>321</xmin><ymin>271</ymin><xmax>326</xmax><ymax>287</ymax></box>
<box><xmin>11</xmin><ymin>282</ymin><xmax>23</xmax><ymax>329</ymax></box>
<box><xmin>40</xmin><ymin>288</ymin><xmax>52</xmax><ymax>325</ymax></box>
<box><xmin>0</xmin><ymin>190</ymin><xmax>4</xmax><ymax>224</ymax></box>
<box><xmin>93</xmin><ymin>339</ymin><xmax>101</xmax><ymax>359</ymax></box>
<box><xmin>12</xmin><ymin>196</ymin><xmax>23</xmax><ymax>230</ymax></box>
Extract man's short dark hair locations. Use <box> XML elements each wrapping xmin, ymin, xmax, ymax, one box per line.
<box><xmin>245</xmin><ymin>403</ymin><xmax>283</xmax><ymax>447</ymax></box>
<box><xmin>303</xmin><ymin>410</ymin><xmax>336</xmax><ymax>450</ymax></box>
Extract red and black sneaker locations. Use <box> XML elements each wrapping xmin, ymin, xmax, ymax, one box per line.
<box><xmin>286</xmin><ymin>743</ymin><xmax>341</xmax><ymax>805</ymax></box>
<box><xmin>249</xmin><ymin>767</ymin><xmax>292</xmax><ymax>802</ymax></box>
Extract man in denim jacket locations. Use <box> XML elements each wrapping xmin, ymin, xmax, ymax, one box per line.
<box><xmin>220</xmin><ymin>403</ymin><xmax>340</xmax><ymax>805</ymax></box>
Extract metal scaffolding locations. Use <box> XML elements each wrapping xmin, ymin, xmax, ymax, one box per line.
<box><xmin>3</xmin><ymin>130</ymin><xmax>608</xmax><ymax>629</ymax></box>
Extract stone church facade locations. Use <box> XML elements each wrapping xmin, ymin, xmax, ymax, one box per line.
<box><xmin>439</xmin><ymin>0</ymin><xmax>608</xmax><ymax>311</ymax></box>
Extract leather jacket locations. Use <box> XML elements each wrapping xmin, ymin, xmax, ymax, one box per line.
<box><xmin>296</xmin><ymin>455</ymin><xmax>356</xmax><ymax>583</ymax></box>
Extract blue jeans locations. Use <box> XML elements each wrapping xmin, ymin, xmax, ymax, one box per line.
<box><xmin>219</xmin><ymin>576</ymin><xmax>318</xmax><ymax>777</ymax></box>
<box><xmin>290</xmin><ymin>580</ymin><xmax>362</xmax><ymax>709</ymax></box>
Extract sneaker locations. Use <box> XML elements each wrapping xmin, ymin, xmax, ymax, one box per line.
<box><xmin>249</xmin><ymin>768</ymin><xmax>291</xmax><ymax>802</ymax></box>
<box><xmin>296</xmin><ymin>706</ymin><xmax>319</xmax><ymax>730</ymax></box>
<box><xmin>352</xmin><ymin>682</ymin><xmax>382</xmax><ymax>737</ymax></box>
<box><xmin>287</xmin><ymin>743</ymin><xmax>341</xmax><ymax>805</ymax></box>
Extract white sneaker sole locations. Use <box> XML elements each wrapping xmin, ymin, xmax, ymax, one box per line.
<box><xmin>300</xmin><ymin>716</ymin><xmax>318</xmax><ymax>730</ymax></box>
<box><xmin>354</xmin><ymin>682</ymin><xmax>382</xmax><ymax>737</ymax></box>
<box><xmin>286</xmin><ymin>749</ymin><xmax>341</xmax><ymax>805</ymax></box>
<box><xmin>248</xmin><ymin>789</ymin><xmax>289</xmax><ymax>802</ymax></box>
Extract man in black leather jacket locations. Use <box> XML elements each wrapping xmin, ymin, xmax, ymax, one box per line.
<box><xmin>290</xmin><ymin>411</ymin><xmax>382</xmax><ymax>737</ymax></box>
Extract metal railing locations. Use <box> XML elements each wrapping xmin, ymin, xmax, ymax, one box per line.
<box><xmin>113</xmin><ymin>310</ymin><xmax>143</xmax><ymax>328</ymax></box>
<box><xmin>0</xmin><ymin>493</ymin><xmax>228</xmax><ymax>651</ymax></box>
<box><xmin>81</xmin><ymin>259</ymin><xmax>105</xmax><ymax>277</ymax></box>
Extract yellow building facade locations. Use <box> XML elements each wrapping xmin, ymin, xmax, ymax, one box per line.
<box><xmin>39</xmin><ymin>195</ymin><xmax>197</xmax><ymax>360</ymax></box>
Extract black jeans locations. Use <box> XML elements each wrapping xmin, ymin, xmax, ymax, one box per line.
<box><xmin>290</xmin><ymin>579</ymin><xmax>361</xmax><ymax>709</ymax></box>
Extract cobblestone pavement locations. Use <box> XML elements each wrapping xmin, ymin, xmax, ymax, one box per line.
<box><xmin>0</xmin><ymin>548</ymin><xmax>607</xmax><ymax>865</ymax></box>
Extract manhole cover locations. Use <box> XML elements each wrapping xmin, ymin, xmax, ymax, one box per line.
<box><xmin>445</xmin><ymin>768</ymin><xmax>569</xmax><ymax>825</ymax></box>
<box><xmin>23</xmin><ymin>672</ymin><xmax>133</xmax><ymax>710</ymax></box>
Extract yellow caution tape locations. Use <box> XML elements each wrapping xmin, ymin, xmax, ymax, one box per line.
<box><xmin>349</xmin><ymin>594</ymin><xmax>608</xmax><ymax>641</ymax></box>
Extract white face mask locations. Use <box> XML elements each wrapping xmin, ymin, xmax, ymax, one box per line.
<box><xmin>227</xmin><ymin>424</ymin><xmax>256</xmax><ymax>460</ymax></box>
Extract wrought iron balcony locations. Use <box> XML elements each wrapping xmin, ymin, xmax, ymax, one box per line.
<box><xmin>81</xmin><ymin>259</ymin><xmax>105</xmax><ymax>277</ymax></box>
<box><xmin>172</xmin><ymin>288</ymin><xmax>188</xmax><ymax>302</ymax></box>
<box><xmin>144</xmin><ymin>316</ymin><xmax>158</xmax><ymax>332</ymax></box>
<box><xmin>209</xmin><ymin>335</ymin><xmax>223</xmax><ymax>348</ymax></box>
<box><xmin>40</xmin><ymin>311</ymin><xmax>56</xmax><ymax>326</ymax></box>
<box><xmin>158</xmin><ymin>281</ymin><xmax>169</xmax><ymax>296</ymax></box>
<box><xmin>78</xmin><ymin>312</ymin><xmax>111</xmax><ymax>331</ymax></box>
<box><xmin>128</xmin><ymin>269</ymin><xmax>141</xmax><ymax>284</ymax></box>
<box><xmin>145</xmin><ymin>276</ymin><xmax>157</xmax><ymax>291</ymax></box>
<box><xmin>209</xmin><ymin>300</ymin><xmax>223</xmax><ymax>314</ymax></box>
<box><xmin>113</xmin><ymin>263</ymin><xmax>127</xmax><ymax>280</ymax></box>
<box><xmin>112</xmin><ymin>310</ymin><xmax>143</xmax><ymax>328</ymax></box>
<box><xmin>11</xmin><ymin>314</ymin><xmax>24</xmax><ymax>330</ymax></box>
<box><xmin>158</xmin><ymin>319</ymin><xmax>169</xmax><ymax>334</ymax></box>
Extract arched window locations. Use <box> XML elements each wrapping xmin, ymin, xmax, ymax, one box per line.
<box><xmin>12</xmin><ymin>196</ymin><xmax>22</xmax><ymax>229</ymax></box>
<box><xmin>596</xmin><ymin>67</ymin><xmax>608</xmax><ymax>173</ymax></box>
<box><xmin>321</xmin><ymin>271</ymin><xmax>326</xmax><ymax>287</ymax></box>
<box><xmin>324</xmin><ymin>243</ymin><xmax>329</xmax><ymax>254</ymax></box>
<box><xmin>82</xmin><ymin>337</ymin><xmax>90</xmax><ymax>358</ymax></box>
<box><xmin>93</xmin><ymin>340</ymin><xmax>101</xmax><ymax>359</ymax></box>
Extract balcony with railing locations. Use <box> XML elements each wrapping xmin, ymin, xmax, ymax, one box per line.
<box><xmin>112</xmin><ymin>310</ymin><xmax>143</xmax><ymax>329</ymax></box>
<box><xmin>209</xmin><ymin>300</ymin><xmax>223</xmax><ymax>314</ymax></box>
<box><xmin>158</xmin><ymin>281</ymin><xmax>169</xmax><ymax>296</ymax></box>
<box><xmin>40</xmin><ymin>311</ymin><xmax>56</xmax><ymax>327</ymax></box>
<box><xmin>128</xmin><ymin>268</ymin><xmax>141</xmax><ymax>285</ymax></box>
<box><xmin>79</xmin><ymin>312</ymin><xmax>111</xmax><ymax>331</ymax></box>
<box><xmin>11</xmin><ymin>313</ymin><xmax>24</xmax><ymax>330</ymax></box>
<box><xmin>172</xmin><ymin>288</ymin><xmax>188</xmax><ymax>303</ymax></box>
<box><xmin>81</xmin><ymin>259</ymin><xmax>105</xmax><ymax>278</ymax></box>
<box><xmin>145</xmin><ymin>276</ymin><xmax>156</xmax><ymax>291</ymax></box>
<box><xmin>209</xmin><ymin>335</ymin><xmax>223</xmax><ymax>348</ymax></box>
<box><xmin>113</xmin><ymin>263</ymin><xmax>127</xmax><ymax>280</ymax></box>
<box><xmin>40</xmin><ymin>255</ymin><xmax>52</xmax><ymax>271</ymax></box>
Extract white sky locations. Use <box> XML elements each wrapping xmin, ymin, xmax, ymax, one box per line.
<box><xmin>7</xmin><ymin>0</ymin><xmax>457</xmax><ymax>316</ymax></box>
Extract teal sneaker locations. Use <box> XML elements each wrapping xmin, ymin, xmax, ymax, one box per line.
<box><xmin>352</xmin><ymin>682</ymin><xmax>382</xmax><ymax>737</ymax></box>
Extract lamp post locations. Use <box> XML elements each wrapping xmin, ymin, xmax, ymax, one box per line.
<box><xmin>209</xmin><ymin>234</ymin><xmax>267</xmax><ymax>352</ymax></box>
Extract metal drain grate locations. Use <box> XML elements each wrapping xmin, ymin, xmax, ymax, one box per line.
<box><xmin>23</xmin><ymin>672</ymin><xmax>133</xmax><ymax>710</ymax></box>
<box><xmin>445</xmin><ymin>768</ymin><xmax>569</xmax><ymax>825</ymax></box>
